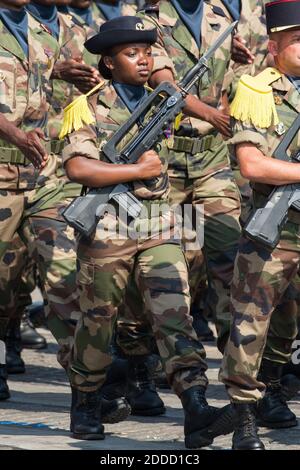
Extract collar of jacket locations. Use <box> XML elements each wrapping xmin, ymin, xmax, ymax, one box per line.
<box><xmin>57</xmin><ymin>12</ymin><xmax>78</xmax><ymax>48</ymax></box>
<box><xmin>272</xmin><ymin>74</ymin><xmax>300</xmax><ymax>114</ymax></box>
<box><xmin>96</xmin><ymin>81</ymin><xmax>132</xmax><ymax>127</ymax></box>
<box><xmin>0</xmin><ymin>14</ymin><xmax>56</xmax><ymax>63</ymax></box>
<box><xmin>153</xmin><ymin>0</ymin><xmax>225</xmax><ymax>60</ymax></box>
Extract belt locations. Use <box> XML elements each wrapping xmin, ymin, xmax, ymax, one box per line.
<box><xmin>169</xmin><ymin>134</ymin><xmax>223</xmax><ymax>155</ymax></box>
<box><xmin>0</xmin><ymin>139</ymin><xmax>64</xmax><ymax>165</ymax></box>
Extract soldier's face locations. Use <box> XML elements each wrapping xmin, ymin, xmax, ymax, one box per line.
<box><xmin>104</xmin><ymin>43</ymin><xmax>154</xmax><ymax>86</ymax></box>
<box><xmin>0</xmin><ymin>0</ymin><xmax>29</xmax><ymax>9</ymax></box>
<box><xmin>70</xmin><ymin>0</ymin><xmax>91</xmax><ymax>8</ymax></box>
<box><xmin>269</xmin><ymin>28</ymin><xmax>300</xmax><ymax>76</ymax></box>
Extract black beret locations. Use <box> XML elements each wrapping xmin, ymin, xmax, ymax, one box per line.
<box><xmin>85</xmin><ymin>15</ymin><xmax>157</xmax><ymax>54</ymax></box>
<box><xmin>266</xmin><ymin>0</ymin><xmax>300</xmax><ymax>33</ymax></box>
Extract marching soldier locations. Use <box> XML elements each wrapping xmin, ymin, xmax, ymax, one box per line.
<box><xmin>0</xmin><ymin>0</ymin><xmax>130</xmax><ymax>425</ymax></box>
<box><xmin>62</xmin><ymin>15</ymin><xmax>236</xmax><ymax>447</ymax></box>
<box><xmin>223</xmin><ymin>0</ymin><xmax>300</xmax><ymax>413</ymax></box>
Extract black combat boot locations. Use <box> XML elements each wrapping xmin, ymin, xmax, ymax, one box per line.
<box><xmin>20</xmin><ymin>314</ymin><xmax>47</xmax><ymax>350</ymax></box>
<box><xmin>281</xmin><ymin>361</ymin><xmax>300</xmax><ymax>400</ymax></box>
<box><xmin>126</xmin><ymin>355</ymin><xmax>166</xmax><ymax>416</ymax></box>
<box><xmin>232</xmin><ymin>403</ymin><xmax>265</xmax><ymax>450</ymax></box>
<box><xmin>6</xmin><ymin>319</ymin><xmax>25</xmax><ymax>374</ymax></box>
<box><xmin>101</xmin><ymin>397</ymin><xmax>131</xmax><ymax>424</ymax></box>
<box><xmin>70</xmin><ymin>387</ymin><xmax>105</xmax><ymax>440</ymax></box>
<box><xmin>181</xmin><ymin>385</ymin><xmax>237</xmax><ymax>449</ymax></box>
<box><xmin>281</xmin><ymin>374</ymin><xmax>300</xmax><ymax>401</ymax></box>
<box><xmin>257</xmin><ymin>359</ymin><xmax>297</xmax><ymax>429</ymax></box>
<box><xmin>0</xmin><ymin>365</ymin><xmax>10</xmax><ymax>400</ymax></box>
<box><xmin>100</xmin><ymin>357</ymin><xmax>129</xmax><ymax>400</ymax></box>
<box><xmin>26</xmin><ymin>301</ymin><xmax>47</xmax><ymax>329</ymax></box>
<box><xmin>71</xmin><ymin>385</ymin><xmax>131</xmax><ymax>425</ymax></box>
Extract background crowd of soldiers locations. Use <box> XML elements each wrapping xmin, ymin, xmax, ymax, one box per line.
<box><xmin>0</xmin><ymin>0</ymin><xmax>299</xmax><ymax>451</ymax></box>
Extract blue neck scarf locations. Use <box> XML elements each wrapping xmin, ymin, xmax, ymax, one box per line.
<box><xmin>26</xmin><ymin>3</ymin><xmax>59</xmax><ymax>40</ymax></box>
<box><xmin>0</xmin><ymin>8</ymin><xmax>29</xmax><ymax>57</ymax></box>
<box><xmin>113</xmin><ymin>81</ymin><xmax>148</xmax><ymax>113</ymax></box>
<box><xmin>96</xmin><ymin>1</ymin><xmax>122</xmax><ymax>21</ymax></box>
<box><xmin>68</xmin><ymin>6</ymin><xmax>93</xmax><ymax>26</ymax></box>
<box><xmin>221</xmin><ymin>0</ymin><xmax>241</xmax><ymax>21</ymax></box>
<box><xmin>171</xmin><ymin>0</ymin><xmax>204</xmax><ymax>48</ymax></box>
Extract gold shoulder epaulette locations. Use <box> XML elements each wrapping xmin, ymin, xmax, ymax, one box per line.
<box><xmin>59</xmin><ymin>81</ymin><xmax>105</xmax><ymax>140</ymax></box>
<box><xmin>230</xmin><ymin>67</ymin><xmax>282</xmax><ymax>128</ymax></box>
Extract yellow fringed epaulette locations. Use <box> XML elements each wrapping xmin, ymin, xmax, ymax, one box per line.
<box><xmin>230</xmin><ymin>67</ymin><xmax>282</xmax><ymax>129</ymax></box>
<box><xmin>59</xmin><ymin>81</ymin><xmax>105</xmax><ymax>140</ymax></box>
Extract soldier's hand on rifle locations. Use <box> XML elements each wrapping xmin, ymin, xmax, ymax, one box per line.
<box><xmin>136</xmin><ymin>150</ymin><xmax>162</xmax><ymax>180</ymax></box>
<box><xmin>232</xmin><ymin>34</ymin><xmax>255</xmax><ymax>64</ymax></box>
<box><xmin>52</xmin><ymin>58</ymin><xmax>101</xmax><ymax>93</ymax></box>
<box><xmin>15</xmin><ymin>128</ymin><xmax>48</xmax><ymax>169</ymax></box>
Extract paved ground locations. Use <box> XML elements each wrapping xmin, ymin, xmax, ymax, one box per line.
<box><xmin>0</xmin><ymin>324</ymin><xmax>300</xmax><ymax>451</ymax></box>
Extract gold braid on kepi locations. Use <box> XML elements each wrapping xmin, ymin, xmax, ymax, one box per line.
<box><xmin>230</xmin><ymin>68</ymin><xmax>282</xmax><ymax>129</ymax></box>
<box><xmin>59</xmin><ymin>81</ymin><xmax>105</xmax><ymax>140</ymax></box>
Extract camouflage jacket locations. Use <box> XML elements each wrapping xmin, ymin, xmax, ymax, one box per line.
<box><xmin>63</xmin><ymin>81</ymin><xmax>170</xmax><ymax>200</ymax></box>
<box><xmin>233</xmin><ymin>1</ymin><xmax>268</xmax><ymax>83</ymax></box>
<box><xmin>223</xmin><ymin>0</ymin><xmax>269</xmax><ymax>98</ymax></box>
<box><xmin>48</xmin><ymin>11</ymin><xmax>97</xmax><ymax>141</ymax></box>
<box><xmin>90</xmin><ymin>2</ymin><xmax>137</xmax><ymax>32</ymax></box>
<box><xmin>139</xmin><ymin>0</ymin><xmax>233</xmax><ymax>177</ymax></box>
<box><xmin>231</xmin><ymin>74</ymin><xmax>300</xmax><ymax>219</ymax></box>
<box><xmin>140</xmin><ymin>0</ymin><xmax>233</xmax><ymax>133</ymax></box>
<box><xmin>0</xmin><ymin>13</ymin><xmax>60</xmax><ymax>190</ymax></box>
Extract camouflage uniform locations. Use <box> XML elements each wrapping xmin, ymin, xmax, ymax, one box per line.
<box><xmin>0</xmin><ymin>13</ymin><xmax>82</xmax><ymax>369</ymax></box>
<box><xmin>116</xmin><ymin>0</ymin><xmax>244</xmax><ymax>358</ymax></box>
<box><xmin>224</xmin><ymin>0</ymin><xmax>299</xmax><ymax>368</ymax></box>
<box><xmin>134</xmin><ymin>0</ymin><xmax>242</xmax><ymax>352</ymax></box>
<box><xmin>228</xmin><ymin>0</ymin><xmax>269</xmax><ymax>89</ymax></box>
<box><xmin>223</xmin><ymin>0</ymin><xmax>269</xmax><ymax>225</ymax></box>
<box><xmin>63</xmin><ymin>82</ymin><xmax>208</xmax><ymax>395</ymax></box>
<box><xmin>90</xmin><ymin>1</ymin><xmax>137</xmax><ymax>31</ymax></box>
<box><xmin>49</xmin><ymin>11</ymin><xmax>97</xmax><ymax>142</ymax></box>
<box><xmin>0</xmin><ymin>10</ymin><xmax>95</xmax><ymax>351</ymax></box>
<box><xmin>220</xmin><ymin>74</ymin><xmax>300</xmax><ymax>402</ymax></box>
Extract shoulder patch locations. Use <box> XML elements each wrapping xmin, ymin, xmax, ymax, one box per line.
<box><xmin>212</xmin><ymin>5</ymin><xmax>226</xmax><ymax>17</ymax></box>
<box><xmin>230</xmin><ymin>68</ymin><xmax>282</xmax><ymax>128</ymax></box>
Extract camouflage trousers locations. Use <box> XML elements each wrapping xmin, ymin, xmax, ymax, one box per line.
<box><xmin>230</xmin><ymin>152</ymin><xmax>253</xmax><ymax>226</ymax></box>
<box><xmin>71</xmin><ymin>204</ymin><xmax>207</xmax><ymax>396</ymax></box>
<box><xmin>0</xmin><ymin>188</ymin><xmax>80</xmax><ymax>369</ymax></box>
<box><xmin>230</xmin><ymin>159</ymin><xmax>299</xmax><ymax>365</ymax></box>
<box><xmin>0</xmin><ymin>233</ymin><xmax>38</xmax><ymax>325</ymax></box>
<box><xmin>220</xmin><ymin>225</ymin><xmax>300</xmax><ymax>402</ymax></box>
<box><xmin>116</xmin><ymin>170</ymin><xmax>242</xmax><ymax>357</ymax></box>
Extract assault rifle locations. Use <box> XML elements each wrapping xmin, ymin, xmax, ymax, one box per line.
<box><xmin>62</xmin><ymin>21</ymin><xmax>238</xmax><ymax>237</ymax></box>
<box><xmin>244</xmin><ymin>113</ymin><xmax>300</xmax><ymax>250</ymax></box>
